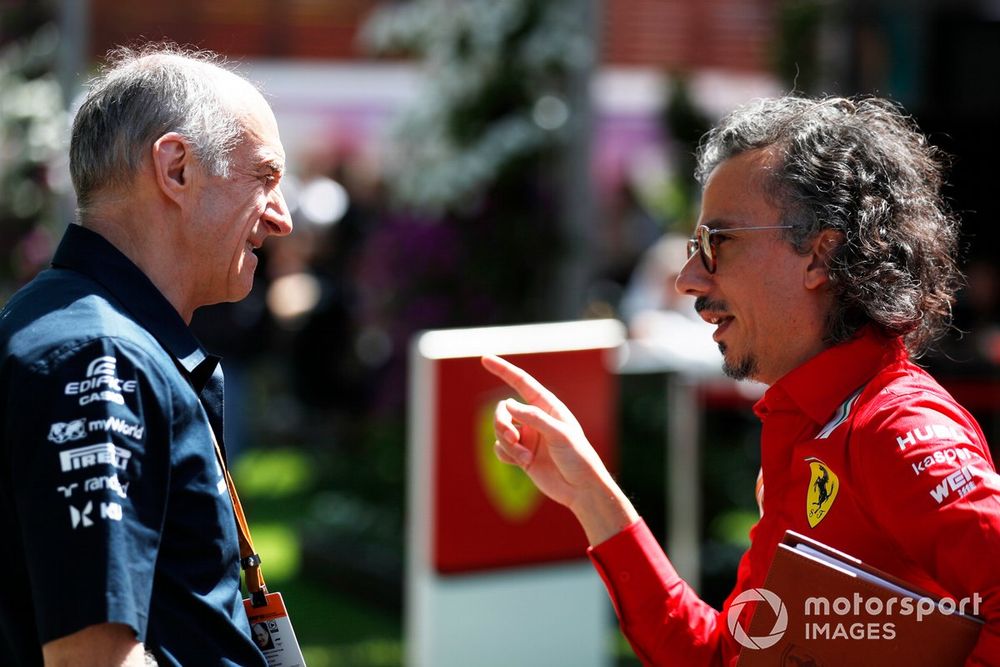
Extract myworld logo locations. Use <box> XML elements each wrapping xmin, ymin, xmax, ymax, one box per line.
<box><xmin>727</xmin><ymin>588</ymin><xmax>788</xmax><ymax>650</ymax></box>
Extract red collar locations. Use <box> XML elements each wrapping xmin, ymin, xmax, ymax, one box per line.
<box><xmin>754</xmin><ymin>328</ymin><xmax>908</xmax><ymax>425</ymax></box>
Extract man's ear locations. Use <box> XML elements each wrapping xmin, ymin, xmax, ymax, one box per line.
<box><xmin>151</xmin><ymin>132</ymin><xmax>193</xmax><ymax>206</ymax></box>
<box><xmin>804</xmin><ymin>228</ymin><xmax>844</xmax><ymax>290</ymax></box>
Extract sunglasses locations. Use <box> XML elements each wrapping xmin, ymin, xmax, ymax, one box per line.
<box><xmin>686</xmin><ymin>224</ymin><xmax>794</xmax><ymax>274</ymax></box>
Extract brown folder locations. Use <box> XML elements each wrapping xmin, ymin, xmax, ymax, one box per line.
<box><xmin>735</xmin><ymin>531</ymin><xmax>982</xmax><ymax>666</ymax></box>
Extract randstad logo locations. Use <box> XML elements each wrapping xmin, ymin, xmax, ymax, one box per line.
<box><xmin>727</xmin><ymin>588</ymin><xmax>788</xmax><ymax>650</ymax></box>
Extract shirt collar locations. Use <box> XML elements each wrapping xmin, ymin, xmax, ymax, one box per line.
<box><xmin>753</xmin><ymin>327</ymin><xmax>908</xmax><ymax>424</ymax></box>
<box><xmin>51</xmin><ymin>224</ymin><xmax>219</xmax><ymax>391</ymax></box>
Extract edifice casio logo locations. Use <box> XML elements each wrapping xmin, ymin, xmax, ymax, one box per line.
<box><xmin>64</xmin><ymin>355</ymin><xmax>137</xmax><ymax>406</ymax></box>
<box><xmin>86</xmin><ymin>356</ymin><xmax>117</xmax><ymax>378</ymax></box>
<box><xmin>727</xmin><ymin>587</ymin><xmax>788</xmax><ymax>650</ymax></box>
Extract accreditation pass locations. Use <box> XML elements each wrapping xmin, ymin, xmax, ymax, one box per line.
<box><xmin>244</xmin><ymin>592</ymin><xmax>307</xmax><ymax>667</ymax></box>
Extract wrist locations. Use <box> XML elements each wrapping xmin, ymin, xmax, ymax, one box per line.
<box><xmin>569</xmin><ymin>477</ymin><xmax>639</xmax><ymax>547</ymax></box>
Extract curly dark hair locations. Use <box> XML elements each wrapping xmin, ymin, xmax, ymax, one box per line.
<box><xmin>695</xmin><ymin>96</ymin><xmax>961</xmax><ymax>357</ymax></box>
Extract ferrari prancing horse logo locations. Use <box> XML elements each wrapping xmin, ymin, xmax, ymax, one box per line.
<box><xmin>477</xmin><ymin>397</ymin><xmax>543</xmax><ymax>522</ymax></box>
<box><xmin>806</xmin><ymin>457</ymin><xmax>839</xmax><ymax>528</ymax></box>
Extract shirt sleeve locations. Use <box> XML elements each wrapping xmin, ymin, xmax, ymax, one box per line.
<box><xmin>852</xmin><ymin>388</ymin><xmax>1000</xmax><ymax>666</ymax></box>
<box><xmin>588</xmin><ymin>518</ymin><xmax>742</xmax><ymax>667</ymax></box>
<box><xmin>8</xmin><ymin>337</ymin><xmax>172</xmax><ymax>644</ymax></box>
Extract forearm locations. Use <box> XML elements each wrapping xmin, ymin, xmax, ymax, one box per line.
<box><xmin>589</xmin><ymin>519</ymin><xmax>733</xmax><ymax>667</ymax></box>
<box><xmin>42</xmin><ymin>623</ymin><xmax>147</xmax><ymax>667</ymax></box>
<box><xmin>569</xmin><ymin>474</ymin><xmax>640</xmax><ymax>546</ymax></box>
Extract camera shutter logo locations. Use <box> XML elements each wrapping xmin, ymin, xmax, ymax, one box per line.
<box><xmin>727</xmin><ymin>587</ymin><xmax>788</xmax><ymax>650</ymax></box>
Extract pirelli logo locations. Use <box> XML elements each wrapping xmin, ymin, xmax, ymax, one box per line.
<box><xmin>59</xmin><ymin>443</ymin><xmax>132</xmax><ymax>473</ymax></box>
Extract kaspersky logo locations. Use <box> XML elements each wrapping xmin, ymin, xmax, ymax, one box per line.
<box><xmin>727</xmin><ymin>587</ymin><xmax>788</xmax><ymax>650</ymax></box>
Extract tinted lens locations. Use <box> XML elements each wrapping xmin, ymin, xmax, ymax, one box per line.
<box><xmin>686</xmin><ymin>238</ymin><xmax>699</xmax><ymax>261</ymax></box>
<box><xmin>698</xmin><ymin>225</ymin><xmax>715</xmax><ymax>273</ymax></box>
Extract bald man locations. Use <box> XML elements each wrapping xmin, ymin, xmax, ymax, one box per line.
<box><xmin>0</xmin><ymin>45</ymin><xmax>292</xmax><ymax>666</ymax></box>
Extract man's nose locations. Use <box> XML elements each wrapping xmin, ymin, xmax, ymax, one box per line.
<box><xmin>675</xmin><ymin>251</ymin><xmax>711</xmax><ymax>297</ymax></box>
<box><xmin>264</xmin><ymin>186</ymin><xmax>293</xmax><ymax>236</ymax></box>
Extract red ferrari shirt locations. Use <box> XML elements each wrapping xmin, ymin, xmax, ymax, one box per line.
<box><xmin>590</xmin><ymin>328</ymin><xmax>1000</xmax><ymax>666</ymax></box>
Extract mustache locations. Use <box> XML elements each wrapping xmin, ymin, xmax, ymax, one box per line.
<box><xmin>695</xmin><ymin>297</ymin><xmax>729</xmax><ymax>314</ymax></box>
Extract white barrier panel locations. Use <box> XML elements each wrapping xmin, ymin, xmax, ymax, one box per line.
<box><xmin>406</xmin><ymin>320</ymin><xmax>625</xmax><ymax>667</ymax></box>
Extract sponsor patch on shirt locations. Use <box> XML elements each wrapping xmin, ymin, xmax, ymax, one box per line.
<box><xmin>805</xmin><ymin>457</ymin><xmax>839</xmax><ymax>527</ymax></box>
<box><xmin>63</xmin><ymin>355</ymin><xmax>137</xmax><ymax>406</ymax></box>
<box><xmin>49</xmin><ymin>416</ymin><xmax>145</xmax><ymax>444</ymax></box>
<box><xmin>48</xmin><ymin>419</ymin><xmax>87</xmax><ymax>444</ymax></box>
<box><xmin>67</xmin><ymin>500</ymin><xmax>123</xmax><ymax>529</ymax></box>
<box><xmin>895</xmin><ymin>423</ymin><xmax>972</xmax><ymax>450</ymax></box>
<box><xmin>928</xmin><ymin>464</ymin><xmax>981</xmax><ymax>505</ymax></box>
<box><xmin>55</xmin><ymin>475</ymin><xmax>129</xmax><ymax>500</ymax></box>
<box><xmin>910</xmin><ymin>446</ymin><xmax>975</xmax><ymax>476</ymax></box>
<box><xmin>59</xmin><ymin>443</ymin><xmax>132</xmax><ymax>473</ymax></box>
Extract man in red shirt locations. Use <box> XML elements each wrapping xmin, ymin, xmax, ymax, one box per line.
<box><xmin>483</xmin><ymin>96</ymin><xmax>1000</xmax><ymax>665</ymax></box>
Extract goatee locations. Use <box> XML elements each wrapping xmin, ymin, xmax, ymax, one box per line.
<box><xmin>719</xmin><ymin>342</ymin><xmax>758</xmax><ymax>381</ymax></box>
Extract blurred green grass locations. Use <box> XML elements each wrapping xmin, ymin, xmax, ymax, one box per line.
<box><xmin>233</xmin><ymin>447</ymin><xmax>404</xmax><ymax>666</ymax></box>
<box><xmin>233</xmin><ymin>446</ymin><xmax>641</xmax><ymax>666</ymax></box>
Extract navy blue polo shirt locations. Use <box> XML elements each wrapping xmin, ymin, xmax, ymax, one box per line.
<box><xmin>0</xmin><ymin>224</ymin><xmax>267</xmax><ymax>666</ymax></box>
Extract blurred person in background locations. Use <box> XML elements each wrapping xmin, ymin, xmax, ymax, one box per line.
<box><xmin>619</xmin><ymin>231</ymin><xmax>719</xmax><ymax>369</ymax></box>
<box><xmin>0</xmin><ymin>43</ymin><xmax>291</xmax><ymax>666</ymax></box>
<box><xmin>484</xmin><ymin>96</ymin><xmax>1000</xmax><ymax>665</ymax></box>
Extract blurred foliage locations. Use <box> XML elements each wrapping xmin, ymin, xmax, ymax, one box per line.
<box><xmin>362</xmin><ymin>0</ymin><xmax>591</xmax><ymax>214</ymax></box>
<box><xmin>263</xmin><ymin>6</ymin><xmax>640</xmax><ymax>662</ymax></box>
<box><xmin>293</xmin><ymin>5</ymin><xmax>602</xmax><ymax>591</ymax></box>
<box><xmin>0</xmin><ymin>4</ymin><xmax>65</xmax><ymax>301</ymax></box>
<box><xmin>656</xmin><ymin>75</ymin><xmax>711</xmax><ymax>232</ymax></box>
<box><xmin>234</xmin><ymin>446</ymin><xmax>404</xmax><ymax>665</ymax></box>
<box><xmin>774</xmin><ymin>0</ymin><xmax>826</xmax><ymax>93</ymax></box>
<box><xmin>233</xmin><ymin>447</ymin><xmax>319</xmax><ymax>499</ymax></box>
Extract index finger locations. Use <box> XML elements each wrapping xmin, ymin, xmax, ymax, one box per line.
<box><xmin>480</xmin><ymin>354</ymin><xmax>569</xmax><ymax>416</ymax></box>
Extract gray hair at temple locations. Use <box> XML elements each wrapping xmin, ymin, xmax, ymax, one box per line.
<box><xmin>69</xmin><ymin>44</ymin><xmax>250</xmax><ymax>213</ymax></box>
<box><xmin>695</xmin><ymin>95</ymin><xmax>962</xmax><ymax>357</ymax></box>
